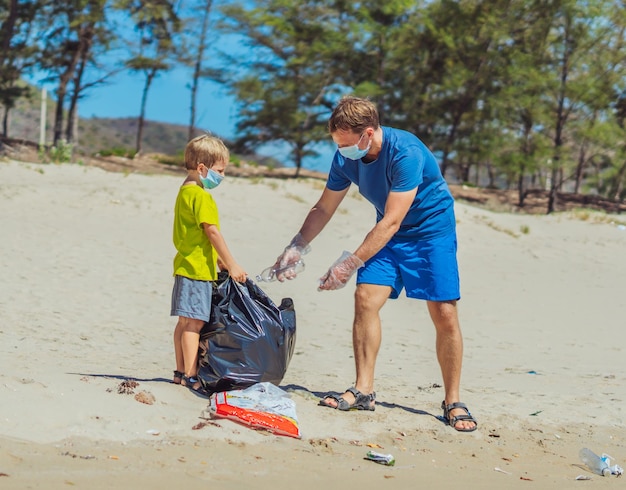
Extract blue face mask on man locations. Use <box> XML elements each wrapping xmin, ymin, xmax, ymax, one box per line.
<box><xmin>199</xmin><ymin>168</ymin><xmax>224</xmax><ymax>189</ymax></box>
<box><xmin>338</xmin><ymin>132</ymin><xmax>371</xmax><ymax>160</ymax></box>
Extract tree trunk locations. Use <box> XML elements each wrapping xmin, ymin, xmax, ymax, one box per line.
<box><xmin>188</xmin><ymin>0</ymin><xmax>213</xmax><ymax>141</ymax></box>
<box><xmin>517</xmin><ymin>163</ymin><xmax>526</xmax><ymax>207</ymax></box>
<box><xmin>610</xmin><ymin>161</ymin><xmax>626</xmax><ymax>201</ymax></box>
<box><xmin>547</xmin><ymin>158</ymin><xmax>560</xmax><ymax>214</ymax></box>
<box><xmin>294</xmin><ymin>144</ymin><xmax>303</xmax><ymax>178</ymax></box>
<box><xmin>0</xmin><ymin>0</ymin><xmax>19</xmax><ymax>67</ymax></box>
<box><xmin>66</xmin><ymin>25</ymin><xmax>94</xmax><ymax>144</ymax></box>
<box><xmin>573</xmin><ymin>141</ymin><xmax>587</xmax><ymax>194</ymax></box>
<box><xmin>136</xmin><ymin>68</ymin><xmax>157</xmax><ymax>155</ymax></box>
<box><xmin>487</xmin><ymin>163</ymin><xmax>496</xmax><ymax>189</ymax></box>
<box><xmin>53</xmin><ymin>85</ymin><xmax>67</xmax><ymax>146</ymax></box>
<box><xmin>2</xmin><ymin>106</ymin><xmax>9</xmax><ymax>137</ymax></box>
<box><xmin>53</xmin><ymin>48</ymin><xmax>83</xmax><ymax>146</ymax></box>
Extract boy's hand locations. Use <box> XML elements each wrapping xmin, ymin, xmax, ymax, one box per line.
<box><xmin>228</xmin><ymin>263</ymin><xmax>247</xmax><ymax>283</ymax></box>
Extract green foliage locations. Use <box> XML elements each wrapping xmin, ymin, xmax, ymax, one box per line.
<box><xmin>96</xmin><ymin>147</ymin><xmax>137</xmax><ymax>158</ymax></box>
<box><xmin>230</xmin><ymin>154</ymin><xmax>241</xmax><ymax>167</ymax></box>
<box><xmin>220</xmin><ymin>0</ymin><xmax>346</xmax><ymax>172</ymax></box>
<box><xmin>39</xmin><ymin>140</ymin><xmax>73</xmax><ymax>164</ymax></box>
<box><xmin>156</xmin><ymin>152</ymin><xmax>184</xmax><ymax>166</ymax></box>
<box><xmin>50</xmin><ymin>139</ymin><xmax>73</xmax><ymax>164</ymax></box>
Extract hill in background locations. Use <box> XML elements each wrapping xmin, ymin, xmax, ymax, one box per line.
<box><xmin>7</xmin><ymin>86</ymin><xmax>227</xmax><ymax>157</ymax></box>
<box><xmin>80</xmin><ymin>117</ymin><xmax>194</xmax><ymax>156</ymax></box>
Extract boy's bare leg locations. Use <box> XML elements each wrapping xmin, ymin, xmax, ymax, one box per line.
<box><xmin>321</xmin><ymin>283</ymin><xmax>391</xmax><ymax>407</ymax></box>
<box><xmin>173</xmin><ymin>317</ymin><xmax>186</xmax><ymax>383</ymax></box>
<box><xmin>427</xmin><ymin>300</ymin><xmax>475</xmax><ymax>431</ymax></box>
<box><xmin>178</xmin><ymin>318</ymin><xmax>205</xmax><ymax>388</ymax></box>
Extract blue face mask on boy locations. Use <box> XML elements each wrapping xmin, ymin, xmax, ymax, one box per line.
<box><xmin>199</xmin><ymin>168</ymin><xmax>224</xmax><ymax>189</ymax></box>
<box><xmin>338</xmin><ymin>132</ymin><xmax>371</xmax><ymax>160</ymax></box>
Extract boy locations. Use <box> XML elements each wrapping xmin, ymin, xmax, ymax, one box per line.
<box><xmin>171</xmin><ymin>134</ymin><xmax>247</xmax><ymax>394</ymax></box>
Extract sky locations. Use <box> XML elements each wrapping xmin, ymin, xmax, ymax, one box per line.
<box><xmin>77</xmin><ymin>68</ymin><xmax>236</xmax><ymax>140</ymax></box>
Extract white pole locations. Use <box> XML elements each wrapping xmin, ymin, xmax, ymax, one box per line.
<box><xmin>39</xmin><ymin>88</ymin><xmax>47</xmax><ymax>147</ymax></box>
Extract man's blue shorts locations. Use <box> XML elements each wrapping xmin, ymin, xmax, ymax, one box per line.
<box><xmin>171</xmin><ymin>275</ymin><xmax>213</xmax><ymax>321</ymax></box>
<box><xmin>356</xmin><ymin>232</ymin><xmax>460</xmax><ymax>301</ymax></box>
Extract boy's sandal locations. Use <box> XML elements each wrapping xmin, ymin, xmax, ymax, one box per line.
<box><xmin>441</xmin><ymin>401</ymin><xmax>478</xmax><ymax>432</ymax></box>
<box><xmin>172</xmin><ymin>370</ymin><xmax>184</xmax><ymax>385</ymax></box>
<box><xmin>319</xmin><ymin>387</ymin><xmax>376</xmax><ymax>411</ymax></box>
<box><xmin>182</xmin><ymin>375</ymin><xmax>208</xmax><ymax>396</ymax></box>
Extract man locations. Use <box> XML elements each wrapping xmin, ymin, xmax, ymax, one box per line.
<box><xmin>273</xmin><ymin>96</ymin><xmax>476</xmax><ymax>432</ymax></box>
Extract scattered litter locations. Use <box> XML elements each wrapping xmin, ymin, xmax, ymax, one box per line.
<box><xmin>579</xmin><ymin>448</ymin><xmax>623</xmax><ymax>477</ymax></box>
<box><xmin>520</xmin><ymin>476</ymin><xmax>533</xmax><ymax>481</ymax></box>
<box><xmin>108</xmin><ymin>455</ymin><xmax>119</xmax><ymax>460</ymax></box>
<box><xmin>209</xmin><ymin>382</ymin><xmax>301</xmax><ymax>438</ymax></box>
<box><xmin>146</xmin><ymin>429</ymin><xmax>160</xmax><ymax>436</ymax></box>
<box><xmin>529</xmin><ymin>411</ymin><xmax>542</xmax><ymax>416</ymax></box>
<box><xmin>364</xmin><ymin>451</ymin><xmax>395</xmax><ymax>466</ymax></box>
<box><xmin>617</xmin><ymin>224</ymin><xmax>626</xmax><ymax>231</ymax></box>
<box><xmin>60</xmin><ymin>451</ymin><xmax>95</xmax><ymax>460</ymax></box>
<box><xmin>575</xmin><ymin>475</ymin><xmax>592</xmax><ymax>480</ymax></box>
<box><xmin>527</xmin><ymin>370</ymin><xmax>539</xmax><ymax>375</ymax></box>
<box><xmin>494</xmin><ymin>467</ymin><xmax>512</xmax><ymax>475</ymax></box>
<box><xmin>366</xmin><ymin>443</ymin><xmax>383</xmax><ymax>448</ymax></box>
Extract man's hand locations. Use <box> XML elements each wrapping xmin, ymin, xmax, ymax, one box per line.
<box><xmin>273</xmin><ymin>233</ymin><xmax>310</xmax><ymax>282</ymax></box>
<box><xmin>318</xmin><ymin>251</ymin><xmax>364</xmax><ymax>291</ymax></box>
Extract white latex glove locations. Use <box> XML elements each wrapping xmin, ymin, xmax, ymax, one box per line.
<box><xmin>318</xmin><ymin>251</ymin><xmax>364</xmax><ymax>291</ymax></box>
<box><xmin>273</xmin><ymin>233</ymin><xmax>311</xmax><ymax>281</ymax></box>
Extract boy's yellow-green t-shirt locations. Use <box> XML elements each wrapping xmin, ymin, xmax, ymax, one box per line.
<box><xmin>172</xmin><ymin>184</ymin><xmax>220</xmax><ymax>281</ymax></box>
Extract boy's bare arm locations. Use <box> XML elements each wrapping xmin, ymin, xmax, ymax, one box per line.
<box><xmin>202</xmin><ymin>223</ymin><xmax>247</xmax><ymax>282</ymax></box>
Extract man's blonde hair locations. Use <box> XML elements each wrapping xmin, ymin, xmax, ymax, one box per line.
<box><xmin>328</xmin><ymin>96</ymin><xmax>380</xmax><ymax>134</ymax></box>
<box><xmin>184</xmin><ymin>134</ymin><xmax>229</xmax><ymax>170</ymax></box>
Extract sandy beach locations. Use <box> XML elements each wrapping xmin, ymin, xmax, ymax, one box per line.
<box><xmin>1</xmin><ymin>159</ymin><xmax>625</xmax><ymax>489</ymax></box>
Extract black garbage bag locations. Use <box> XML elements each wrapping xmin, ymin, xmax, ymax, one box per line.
<box><xmin>197</xmin><ymin>274</ymin><xmax>296</xmax><ymax>394</ymax></box>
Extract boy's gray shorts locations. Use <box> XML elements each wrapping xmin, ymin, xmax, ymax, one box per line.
<box><xmin>170</xmin><ymin>275</ymin><xmax>213</xmax><ymax>321</ymax></box>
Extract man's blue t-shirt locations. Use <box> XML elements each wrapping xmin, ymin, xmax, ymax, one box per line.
<box><xmin>326</xmin><ymin>126</ymin><xmax>455</xmax><ymax>240</ymax></box>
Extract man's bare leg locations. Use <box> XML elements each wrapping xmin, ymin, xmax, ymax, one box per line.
<box><xmin>322</xmin><ymin>284</ymin><xmax>391</xmax><ymax>407</ymax></box>
<box><xmin>427</xmin><ymin>300</ymin><xmax>476</xmax><ymax>431</ymax></box>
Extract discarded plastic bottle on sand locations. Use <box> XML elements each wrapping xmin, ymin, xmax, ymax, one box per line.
<box><xmin>579</xmin><ymin>448</ymin><xmax>611</xmax><ymax>477</ymax></box>
<box><xmin>256</xmin><ymin>260</ymin><xmax>305</xmax><ymax>282</ymax></box>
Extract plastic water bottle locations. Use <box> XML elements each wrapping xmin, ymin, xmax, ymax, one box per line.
<box><xmin>256</xmin><ymin>260</ymin><xmax>305</xmax><ymax>282</ymax></box>
<box><xmin>579</xmin><ymin>448</ymin><xmax>611</xmax><ymax>476</ymax></box>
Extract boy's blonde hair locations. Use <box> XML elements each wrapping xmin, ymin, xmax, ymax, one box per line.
<box><xmin>328</xmin><ymin>96</ymin><xmax>380</xmax><ymax>134</ymax></box>
<box><xmin>184</xmin><ymin>134</ymin><xmax>230</xmax><ymax>170</ymax></box>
